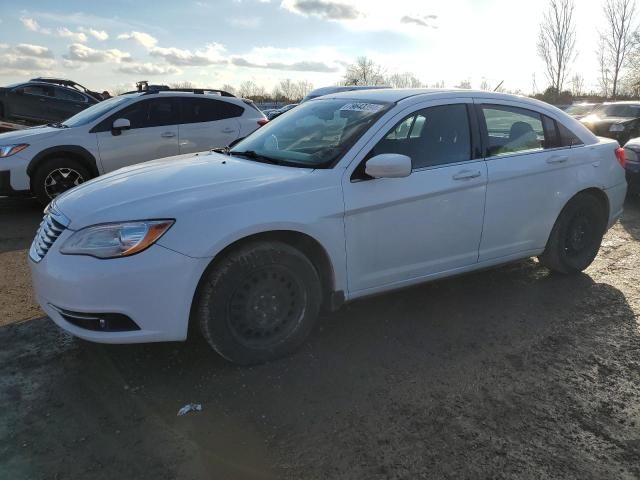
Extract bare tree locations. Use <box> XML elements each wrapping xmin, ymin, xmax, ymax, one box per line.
<box><xmin>238</xmin><ymin>80</ymin><xmax>257</xmax><ymax>98</ymax></box>
<box><xmin>597</xmin><ymin>37</ymin><xmax>613</xmax><ymax>97</ymax></box>
<box><xmin>170</xmin><ymin>81</ymin><xmax>196</xmax><ymax>89</ymax></box>
<box><xmin>294</xmin><ymin>80</ymin><xmax>313</xmax><ymax>100</ymax></box>
<box><xmin>537</xmin><ymin>0</ymin><xmax>577</xmax><ymax>100</ymax></box>
<box><xmin>570</xmin><ymin>73</ymin><xmax>585</xmax><ymax>96</ymax></box>
<box><xmin>342</xmin><ymin>57</ymin><xmax>386</xmax><ymax>86</ymax></box>
<box><xmin>480</xmin><ymin>78</ymin><xmax>491</xmax><ymax>91</ymax></box>
<box><xmin>387</xmin><ymin>72</ymin><xmax>422</xmax><ymax>88</ymax></box>
<box><xmin>455</xmin><ymin>79</ymin><xmax>472</xmax><ymax>89</ymax></box>
<box><xmin>602</xmin><ymin>0</ymin><xmax>637</xmax><ymax>99</ymax></box>
<box><xmin>221</xmin><ymin>83</ymin><xmax>237</xmax><ymax>95</ymax></box>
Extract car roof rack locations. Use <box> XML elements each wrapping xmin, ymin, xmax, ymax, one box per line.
<box><xmin>129</xmin><ymin>80</ymin><xmax>235</xmax><ymax>97</ymax></box>
<box><xmin>31</xmin><ymin>77</ymin><xmax>77</xmax><ymax>87</ymax></box>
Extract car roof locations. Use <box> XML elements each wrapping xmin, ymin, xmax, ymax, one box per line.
<box><xmin>318</xmin><ymin>88</ymin><xmax>533</xmax><ymax>103</ymax></box>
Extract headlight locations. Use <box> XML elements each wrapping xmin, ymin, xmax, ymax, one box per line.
<box><xmin>610</xmin><ymin>124</ymin><xmax>626</xmax><ymax>132</ymax></box>
<box><xmin>0</xmin><ymin>144</ymin><xmax>29</xmax><ymax>158</ymax></box>
<box><xmin>60</xmin><ymin>220</ymin><xmax>174</xmax><ymax>259</ymax></box>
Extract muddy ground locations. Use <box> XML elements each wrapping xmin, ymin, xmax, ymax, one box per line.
<box><xmin>1</xmin><ymin>196</ymin><xmax>639</xmax><ymax>479</ymax></box>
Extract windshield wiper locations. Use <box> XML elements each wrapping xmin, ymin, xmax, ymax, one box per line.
<box><xmin>211</xmin><ymin>146</ymin><xmax>230</xmax><ymax>155</ymax></box>
<box><xmin>47</xmin><ymin>122</ymin><xmax>68</xmax><ymax>129</ymax></box>
<box><xmin>229</xmin><ymin>150</ymin><xmax>282</xmax><ymax>165</ymax></box>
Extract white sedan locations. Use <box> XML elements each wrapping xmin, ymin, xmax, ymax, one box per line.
<box><xmin>29</xmin><ymin>89</ymin><xmax>627</xmax><ymax>365</ymax></box>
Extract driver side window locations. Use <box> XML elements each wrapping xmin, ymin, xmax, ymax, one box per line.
<box><xmin>368</xmin><ymin>104</ymin><xmax>472</xmax><ymax>169</ymax></box>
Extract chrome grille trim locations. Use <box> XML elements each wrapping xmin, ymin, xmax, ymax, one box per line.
<box><xmin>29</xmin><ymin>203</ymin><xmax>69</xmax><ymax>263</ymax></box>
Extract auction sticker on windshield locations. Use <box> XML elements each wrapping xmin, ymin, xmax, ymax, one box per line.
<box><xmin>339</xmin><ymin>103</ymin><xmax>385</xmax><ymax>113</ymax></box>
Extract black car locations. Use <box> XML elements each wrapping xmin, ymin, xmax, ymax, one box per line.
<box><xmin>580</xmin><ymin>102</ymin><xmax>640</xmax><ymax>145</ymax></box>
<box><xmin>0</xmin><ymin>79</ymin><xmax>101</xmax><ymax>125</ymax></box>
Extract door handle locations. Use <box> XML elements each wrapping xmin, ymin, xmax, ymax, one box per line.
<box><xmin>161</xmin><ymin>132</ymin><xmax>176</xmax><ymax>138</ymax></box>
<box><xmin>452</xmin><ymin>170</ymin><xmax>482</xmax><ymax>180</ymax></box>
<box><xmin>221</xmin><ymin>128</ymin><xmax>235</xmax><ymax>133</ymax></box>
<box><xmin>546</xmin><ymin>154</ymin><xmax>568</xmax><ymax>164</ymax></box>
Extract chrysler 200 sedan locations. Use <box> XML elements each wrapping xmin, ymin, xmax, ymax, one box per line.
<box><xmin>29</xmin><ymin>89</ymin><xmax>627</xmax><ymax>365</ymax></box>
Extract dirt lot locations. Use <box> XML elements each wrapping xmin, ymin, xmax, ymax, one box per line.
<box><xmin>1</xmin><ymin>196</ymin><xmax>639</xmax><ymax>480</ymax></box>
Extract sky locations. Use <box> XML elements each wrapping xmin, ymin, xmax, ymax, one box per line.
<box><xmin>0</xmin><ymin>0</ymin><xmax>614</xmax><ymax>95</ymax></box>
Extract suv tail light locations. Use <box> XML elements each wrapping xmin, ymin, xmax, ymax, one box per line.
<box><xmin>615</xmin><ymin>147</ymin><xmax>626</xmax><ymax>168</ymax></box>
<box><xmin>257</xmin><ymin>118</ymin><xmax>269</xmax><ymax>127</ymax></box>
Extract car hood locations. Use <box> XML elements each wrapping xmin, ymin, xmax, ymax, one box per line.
<box><xmin>581</xmin><ymin>116</ymin><xmax>637</xmax><ymax>126</ymax></box>
<box><xmin>0</xmin><ymin>124</ymin><xmax>64</xmax><ymax>143</ymax></box>
<box><xmin>54</xmin><ymin>151</ymin><xmax>314</xmax><ymax>229</ymax></box>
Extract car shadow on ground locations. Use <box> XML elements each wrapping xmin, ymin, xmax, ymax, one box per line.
<box><xmin>620</xmin><ymin>193</ymin><xmax>640</xmax><ymax>241</ymax></box>
<box><xmin>2</xmin><ymin>257</ymin><xmax>639</xmax><ymax>479</ymax></box>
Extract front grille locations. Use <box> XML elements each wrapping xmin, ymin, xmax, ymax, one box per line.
<box><xmin>29</xmin><ymin>213</ymin><xmax>66</xmax><ymax>262</ymax></box>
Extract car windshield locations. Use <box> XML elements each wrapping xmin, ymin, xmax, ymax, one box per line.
<box><xmin>592</xmin><ymin>103</ymin><xmax>640</xmax><ymax>118</ymax></box>
<box><xmin>230</xmin><ymin>98</ymin><xmax>390</xmax><ymax>167</ymax></box>
<box><xmin>565</xmin><ymin>104</ymin><xmax>594</xmax><ymax>116</ymax></box>
<box><xmin>62</xmin><ymin>95</ymin><xmax>133</xmax><ymax>127</ymax></box>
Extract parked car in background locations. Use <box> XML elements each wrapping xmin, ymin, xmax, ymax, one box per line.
<box><xmin>0</xmin><ymin>87</ymin><xmax>267</xmax><ymax>204</ymax></box>
<box><xmin>31</xmin><ymin>78</ymin><xmax>105</xmax><ymax>102</ymax></box>
<box><xmin>0</xmin><ymin>79</ymin><xmax>101</xmax><ymax>125</ymax></box>
<box><xmin>564</xmin><ymin>102</ymin><xmax>599</xmax><ymax>120</ymax></box>
<box><xmin>301</xmin><ymin>85</ymin><xmax>390</xmax><ymax>103</ymax></box>
<box><xmin>580</xmin><ymin>102</ymin><xmax>640</xmax><ymax>145</ymax></box>
<box><xmin>623</xmin><ymin>137</ymin><xmax>640</xmax><ymax>193</ymax></box>
<box><xmin>267</xmin><ymin>103</ymin><xmax>298</xmax><ymax>120</ymax></box>
<box><xmin>29</xmin><ymin>89</ymin><xmax>626</xmax><ymax>365</ymax></box>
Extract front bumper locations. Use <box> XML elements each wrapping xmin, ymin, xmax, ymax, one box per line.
<box><xmin>0</xmin><ymin>153</ymin><xmax>31</xmax><ymax>195</ymax></box>
<box><xmin>29</xmin><ymin>236</ymin><xmax>209</xmax><ymax>344</ymax></box>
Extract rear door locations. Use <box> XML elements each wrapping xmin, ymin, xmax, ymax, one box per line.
<box><xmin>9</xmin><ymin>84</ymin><xmax>53</xmax><ymax>122</ymax></box>
<box><xmin>178</xmin><ymin>98</ymin><xmax>242</xmax><ymax>153</ymax></box>
<box><xmin>476</xmin><ymin>100</ymin><xmax>584</xmax><ymax>261</ymax></box>
<box><xmin>94</xmin><ymin>97</ymin><xmax>180</xmax><ymax>172</ymax></box>
<box><xmin>49</xmin><ymin>87</ymin><xmax>88</xmax><ymax>122</ymax></box>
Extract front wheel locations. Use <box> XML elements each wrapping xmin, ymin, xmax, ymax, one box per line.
<box><xmin>539</xmin><ymin>193</ymin><xmax>608</xmax><ymax>273</ymax></box>
<box><xmin>195</xmin><ymin>241</ymin><xmax>322</xmax><ymax>365</ymax></box>
<box><xmin>32</xmin><ymin>157</ymin><xmax>91</xmax><ymax>206</ymax></box>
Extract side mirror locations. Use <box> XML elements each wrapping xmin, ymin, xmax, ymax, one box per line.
<box><xmin>111</xmin><ymin>118</ymin><xmax>130</xmax><ymax>136</ymax></box>
<box><xmin>365</xmin><ymin>153</ymin><xmax>412</xmax><ymax>179</ymax></box>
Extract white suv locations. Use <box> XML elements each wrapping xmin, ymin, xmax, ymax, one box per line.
<box><xmin>30</xmin><ymin>89</ymin><xmax>627</xmax><ymax>365</ymax></box>
<box><xmin>0</xmin><ymin>88</ymin><xmax>266</xmax><ymax>204</ymax></box>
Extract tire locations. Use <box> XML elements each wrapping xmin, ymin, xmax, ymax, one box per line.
<box><xmin>32</xmin><ymin>157</ymin><xmax>92</xmax><ymax>206</ymax></box>
<box><xmin>539</xmin><ymin>193</ymin><xmax>608</xmax><ymax>274</ymax></box>
<box><xmin>196</xmin><ymin>241</ymin><xmax>322</xmax><ymax>365</ymax></box>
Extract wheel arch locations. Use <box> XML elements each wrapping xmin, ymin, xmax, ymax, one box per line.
<box><xmin>27</xmin><ymin>145</ymin><xmax>100</xmax><ymax>186</ymax></box>
<box><xmin>189</xmin><ymin>229</ymin><xmax>339</xmax><ymax>329</ymax></box>
<box><xmin>544</xmin><ymin>186</ymin><xmax>610</xmax><ymax>249</ymax></box>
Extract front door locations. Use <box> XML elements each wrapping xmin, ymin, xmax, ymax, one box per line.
<box><xmin>94</xmin><ymin>97</ymin><xmax>180</xmax><ymax>173</ymax></box>
<box><xmin>342</xmin><ymin>100</ymin><xmax>487</xmax><ymax>294</ymax></box>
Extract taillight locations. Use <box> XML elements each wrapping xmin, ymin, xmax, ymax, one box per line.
<box><xmin>615</xmin><ymin>147</ymin><xmax>626</xmax><ymax>168</ymax></box>
<box><xmin>257</xmin><ymin>118</ymin><xmax>269</xmax><ymax>126</ymax></box>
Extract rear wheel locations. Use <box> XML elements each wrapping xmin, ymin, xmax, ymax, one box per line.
<box><xmin>195</xmin><ymin>241</ymin><xmax>322</xmax><ymax>365</ymax></box>
<box><xmin>539</xmin><ymin>193</ymin><xmax>608</xmax><ymax>273</ymax></box>
<box><xmin>32</xmin><ymin>157</ymin><xmax>91</xmax><ymax>206</ymax></box>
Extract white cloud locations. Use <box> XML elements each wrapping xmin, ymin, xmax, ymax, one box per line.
<box><xmin>57</xmin><ymin>27</ymin><xmax>88</xmax><ymax>43</ymax></box>
<box><xmin>20</xmin><ymin>17</ymin><xmax>51</xmax><ymax>34</ymax></box>
<box><xmin>64</xmin><ymin>43</ymin><xmax>132</xmax><ymax>63</ymax></box>
<box><xmin>15</xmin><ymin>44</ymin><xmax>54</xmax><ymax>59</ymax></box>
<box><xmin>228</xmin><ymin>17</ymin><xmax>262</xmax><ymax>28</ymax></box>
<box><xmin>117</xmin><ymin>31</ymin><xmax>158</xmax><ymax>49</ymax></box>
<box><xmin>149</xmin><ymin>43</ymin><xmax>226</xmax><ymax>66</ymax></box>
<box><xmin>116</xmin><ymin>63</ymin><xmax>181</xmax><ymax>75</ymax></box>
<box><xmin>0</xmin><ymin>53</ymin><xmax>56</xmax><ymax>76</ymax></box>
<box><xmin>80</xmin><ymin>27</ymin><xmax>109</xmax><ymax>41</ymax></box>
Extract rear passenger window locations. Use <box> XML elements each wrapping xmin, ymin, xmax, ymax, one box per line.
<box><xmin>184</xmin><ymin>99</ymin><xmax>243</xmax><ymax>123</ymax></box>
<box><xmin>558</xmin><ymin>122</ymin><xmax>583</xmax><ymax>146</ymax></box>
<box><xmin>481</xmin><ymin>105</ymin><xmax>544</xmax><ymax>156</ymax></box>
<box><xmin>22</xmin><ymin>85</ymin><xmax>49</xmax><ymax>97</ymax></box>
<box><xmin>369</xmin><ymin>104</ymin><xmax>472</xmax><ymax>169</ymax></box>
<box><xmin>54</xmin><ymin>87</ymin><xmax>85</xmax><ymax>102</ymax></box>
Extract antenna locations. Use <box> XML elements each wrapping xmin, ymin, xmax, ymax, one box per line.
<box><xmin>493</xmin><ymin>80</ymin><xmax>504</xmax><ymax>92</ymax></box>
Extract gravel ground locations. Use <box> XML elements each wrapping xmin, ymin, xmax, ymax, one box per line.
<box><xmin>0</xmin><ymin>196</ymin><xmax>639</xmax><ymax>479</ymax></box>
